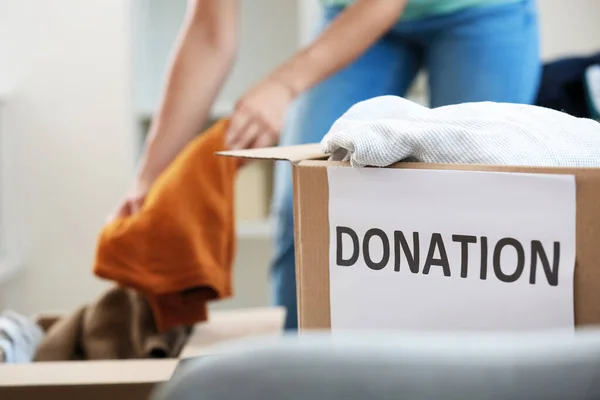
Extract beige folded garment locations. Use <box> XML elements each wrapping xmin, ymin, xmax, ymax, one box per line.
<box><xmin>34</xmin><ymin>286</ymin><xmax>192</xmax><ymax>361</ymax></box>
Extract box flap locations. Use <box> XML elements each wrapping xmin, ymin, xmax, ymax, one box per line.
<box><xmin>0</xmin><ymin>359</ymin><xmax>178</xmax><ymax>387</ymax></box>
<box><xmin>180</xmin><ymin>307</ymin><xmax>285</xmax><ymax>359</ymax></box>
<box><xmin>217</xmin><ymin>144</ymin><xmax>327</xmax><ymax>162</ymax></box>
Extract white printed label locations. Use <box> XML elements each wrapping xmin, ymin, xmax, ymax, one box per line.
<box><xmin>328</xmin><ymin>167</ymin><xmax>576</xmax><ymax>332</ymax></box>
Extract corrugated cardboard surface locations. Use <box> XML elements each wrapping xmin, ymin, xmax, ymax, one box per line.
<box><xmin>235</xmin><ymin>161</ymin><xmax>274</xmax><ymax>221</ymax></box>
<box><xmin>180</xmin><ymin>307</ymin><xmax>285</xmax><ymax>359</ymax></box>
<box><xmin>293</xmin><ymin>160</ymin><xmax>600</xmax><ymax>329</ymax></box>
<box><xmin>0</xmin><ymin>359</ymin><xmax>178</xmax><ymax>400</ymax></box>
<box><xmin>218</xmin><ymin>143</ymin><xmax>326</xmax><ymax>162</ymax></box>
<box><xmin>0</xmin><ymin>307</ymin><xmax>284</xmax><ymax>400</ymax></box>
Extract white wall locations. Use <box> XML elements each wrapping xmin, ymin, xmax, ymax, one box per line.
<box><xmin>0</xmin><ymin>0</ymin><xmax>136</xmax><ymax>313</ymax></box>
<box><xmin>538</xmin><ymin>0</ymin><xmax>600</xmax><ymax>60</ymax></box>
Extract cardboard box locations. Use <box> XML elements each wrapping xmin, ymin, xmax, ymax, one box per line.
<box><xmin>0</xmin><ymin>307</ymin><xmax>284</xmax><ymax>400</ymax></box>
<box><xmin>221</xmin><ymin>144</ymin><xmax>600</xmax><ymax>330</ymax></box>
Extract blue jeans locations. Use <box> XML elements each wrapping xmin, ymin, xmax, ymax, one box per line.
<box><xmin>271</xmin><ymin>0</ymin><xmax>541</xmax><ymax>331</ymax></box>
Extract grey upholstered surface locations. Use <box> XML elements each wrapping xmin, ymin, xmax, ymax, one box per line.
<box><xmin>153</xmin><ymin>329</ymin><xmax>600</xmax><ymax>400</ymax></box>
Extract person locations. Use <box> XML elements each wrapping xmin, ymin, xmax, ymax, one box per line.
<box><xmin>114</xmin><ymin>0</ymin><xmax>540</xmax><ymax>331</ymax></box>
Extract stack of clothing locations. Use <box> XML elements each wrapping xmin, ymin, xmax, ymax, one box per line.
<box><xmin>536</xmin><ymin>52</ymin><xmax>600</xmax><ymax>119</ymax></box>
<box><xmin>322</xmin><ymin>96</ymin><xmax>600</xmax><ymax>168</ymax></box>
<box><xmin>585</xmin><ymin>65</ymin><xmax>600</xmax><ymax>119</ymax></box>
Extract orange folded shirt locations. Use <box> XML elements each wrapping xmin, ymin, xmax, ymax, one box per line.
<box><xmin>94</xmin><ymin>119</ymin><xmax>239</xmax><ymax>332</ymax></box>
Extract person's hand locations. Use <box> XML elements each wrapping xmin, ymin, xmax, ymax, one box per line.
<box><xmin>226</xmin><ymin>77</ymin><xmax>296</xmax><ymax>150</ymax></box>
<box><xmin>108</xmin><ymin>180</ymin><xmax>152</xmax><ymax>222</ymax></box>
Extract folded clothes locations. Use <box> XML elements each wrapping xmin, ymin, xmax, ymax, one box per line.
<box><xmin>95</xmin><ymin>119</ymin><xmax>240</xmax><ymax>332</ymax></box>
<box><xmin>34</xmin><ymin>286</ymin><xmax>191</xmax><ymax>361</ymax></box>
<box><xmin>585</xmin><ymin>65</ymin><xmax>600</xmax><ymax>119</ymax></box>
<box><xmin>536</xmin><ymin>52</ymin><xmax>600</xmax><ymax>119</ymax></box>
<box><xmin>322</xmin><ymin>96</ymin><xmax>600</xmax><ymax>168</ymax></box>
<box><xmin>0</xmin><ymin>310</ymin><xmax>44</xmax><ymax>363</ymax></box>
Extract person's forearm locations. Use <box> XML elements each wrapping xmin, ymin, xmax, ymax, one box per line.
<box><xmin>270</xmin><ymin>0</ymin><xmax>407</xmax><ymax>96</ymax></box>
<box><xmin>137</xmin><ymin>4</ymin><xmax>237</xmax><ymax>185</ymax></box>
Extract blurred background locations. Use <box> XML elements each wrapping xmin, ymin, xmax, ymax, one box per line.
<box><xmin>0</xmin><ymin>0</ymin><xmax>598</xmax><ymax>316</ymax></box>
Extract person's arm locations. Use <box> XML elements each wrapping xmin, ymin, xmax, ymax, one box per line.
<box><xmin>113</xmin><ymin>0</ymin><xmax>239</xmax><ymax>218</ymax></box>
<box><xmin>226</xmin><ymin>0</ymin><xmax>407</xmax><ymax>149</ymax></box>
<box><xmin>273</xmin><ymin>0</ymin><xmax>407</xmax><ymax>96</ymax></box>
<box><xmin>137</xmin><ymin>0</ymin><xmax>239</xmax><ymax>189</ymax></box>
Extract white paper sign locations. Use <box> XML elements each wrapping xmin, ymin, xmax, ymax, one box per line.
<box><xmin>328</xmin><ymin>167</ymin><xmax>576</xmax><ymax>332</ymax></box>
